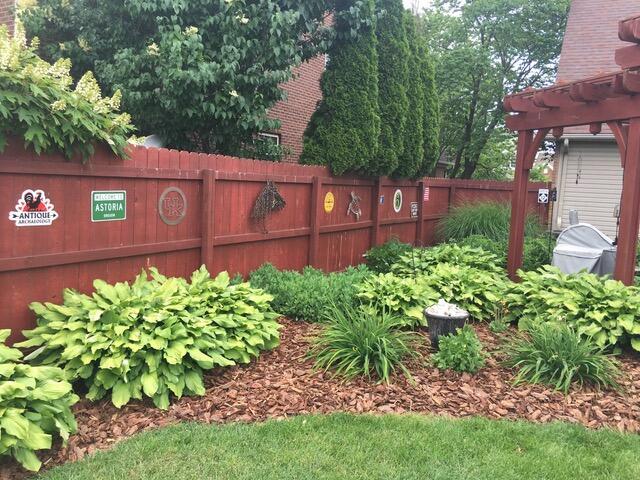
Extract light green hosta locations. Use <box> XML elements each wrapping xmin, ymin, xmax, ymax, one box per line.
<box><xmin>18</xmin><ymin>266</ymin><xmax>281</xmax><ymax>409</ymax></box>
<box><xmin>0</xmin><ymin>329</ymin><xmax>78</xmax><ymax>471</ymax></box>
<box><xmin>357</xmin><ymin>264</ymin><xmax>508</xmax><ymax>327</ymax></box>
<box><xmin>506</xmin><ymin>266</ymin><xmax>640</xmax><ymax>352</ymax></box>
<box><xmin>391</xmin><ymin>243</ymin><xmax>505</xmax><ymax>276</ymax></box>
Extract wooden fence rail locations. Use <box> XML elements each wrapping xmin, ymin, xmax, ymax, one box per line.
<box><xmin>0</xmin><ymin>142</ymin><xmax>549</xmax><ymax>339</ymax></box>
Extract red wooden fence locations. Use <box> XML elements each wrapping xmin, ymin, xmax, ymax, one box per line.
<box><xmin>0</xmin><ymin>142</ymin><xmax>549</xmax><ymax>339</ymax></box>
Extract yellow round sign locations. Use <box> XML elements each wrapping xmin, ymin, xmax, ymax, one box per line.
<box><xmin>324</xmin><ymin>192</ymin><xmax>335</xmax><ymax>213</ymax></box>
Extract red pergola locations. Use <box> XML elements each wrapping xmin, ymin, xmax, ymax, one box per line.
<box><xmin>505</xmin><ymin>14</ymin><xmax>640</xmax><ymax>285</ymax></box>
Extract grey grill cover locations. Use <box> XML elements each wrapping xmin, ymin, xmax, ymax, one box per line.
<box><xmin>552</xmin><ymin>223</ymin><xmax>616</xmax><ymax>276</ymax></box>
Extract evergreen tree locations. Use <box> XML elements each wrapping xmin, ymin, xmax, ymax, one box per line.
<box><xmin>300</xmin><ymin>0</ymin><xmax>380</xmax><ymax>176</ymax></box>
<box><xmin>419</xmin><ymin>42</ymin><xmax>441</xmax><ymax>176</ymax></box>
<box><xmin>394</xmin><ymin>12</ymin><xmax>424</xmax><ymax>179</ymax></box>
<box><xmin>374</xmin><ymin>0</ymin><xmax>409</xmax><ymax>176</ymax></box>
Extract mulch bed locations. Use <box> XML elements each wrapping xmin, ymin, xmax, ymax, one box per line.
<box><xmin>2</xmin><ymin>319</ymin><xmax>639</xmax><ymax>478</ymax></box>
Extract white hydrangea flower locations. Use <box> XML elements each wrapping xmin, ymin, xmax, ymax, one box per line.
<box><xmin>147</xmin><ymin>42</ymin><xmax>160</xmax><ymax>56</ymax></box>
<box><xmin>50</xmin><ymin>99</ymin><xmax>67</xmax><ymax>112</ymax></box>
<box><xmin>184</xmin><ymin>26</ymin><xmax>198</xmax><ymax>36</ymax></box>
<box><xmin>75</xmin><ymin>71</ymin><xmax>102</xmax><ymax>104</ymax></box>
<box><xmin>229</xmin><ymin>90</ymin><xmax>239</xmax><ymax>97</ymax></box>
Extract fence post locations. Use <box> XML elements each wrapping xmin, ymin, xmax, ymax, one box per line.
<box><xmin>416</xmin><ymin>180</ymin><xmax>426</xmax><ymax>246</ymax></box>
<box><xmin>371</xmin><ymin>177</ymin><xmax>382</xmax><ymax>248</ymax></box>
<box><xmin>308</xmin><ymin>176</ymin><xmax>322</xmax><ymax>268</ymax></box>
<box><xmin>448</xmin><ymin>183</ymin><xmax>457</xmax><ymax>211</ymax></box>
<box><xmin>201</xmin><ymin>169</ymin><xmax>216</xmax><ymax>271</ymax></box>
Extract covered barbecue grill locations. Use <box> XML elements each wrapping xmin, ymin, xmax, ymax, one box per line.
<box><xmin>552</xmin><ymin>223</ymin><xmax>616</xmax><ymax>276</ymax></box>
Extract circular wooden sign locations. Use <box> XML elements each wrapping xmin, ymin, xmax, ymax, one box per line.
<box><xmin>158</xmin><ymin>187</ymin><xmax>187</xmax><ymax>225</ymax></box>
<box><xmin>324</xmin><ymin>192</ymin><xmax>335</xmax><ymax>213</ymax></box>
<box><xmin>393</xmin><ymin>189</ymin><xmax>403</xmax><ymax>213</ymax></box>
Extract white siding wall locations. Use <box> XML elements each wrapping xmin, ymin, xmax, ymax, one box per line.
<box><xmin>553</xmin><ymin>139</ymin><xmax>622</xmax><ymax>239</ymax></box>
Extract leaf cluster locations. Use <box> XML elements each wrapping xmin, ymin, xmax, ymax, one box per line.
<box><xmin>505</xmin><ymin>266</ymin><xmax>640</xmax><ymax>352</ymax></box>
<box><xmin>501</xmin><ymin>323</ymin><xmax>622</xmax><ymax>394</ymax></box>
<box><xmin>249</xmin><ymin>263</ymin><xmax>371</xmax><ymax>322</ymax></box>
<box><xmin>363</xmin><ymin>237</ymin><xmax>413</xmax><ymax>273</ymax></box>
<box><xmin>431</xmin><ymin>325</ymin><xmax>486</xmax><ymax>373</ymax></box>
<box><xmin>0</xmin><ymin>329</ymin><xmax>78</xmax><ymax>472</ymax></box>
<box><xmin>0</xmin><ymin>26</ymin><xmax>133</xmax><ymax>160</ymax></box>
<box><xmin>17</xmin><ymin>266</ymin><xmax>281</xmax><ymax>409</ymax></box>
<box><xmin>310</xmin><ymin>304</ymin><xmax>420</xmax><ymax>383</ymax></box>
<box><xmin>391</xmin><ymin>243</ymin><xmax>505</xmax><ymax>276</ymax></box>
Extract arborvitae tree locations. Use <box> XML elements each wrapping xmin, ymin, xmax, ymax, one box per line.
<box><xmin>418</xmin><ymin>39</ymin><xmax>441</xmax><ymax>177</ymax></box>
<box><xmin>394</xmin><ymin>12</ymin><xmax>424</xmax><ymax>179</ymax></box>
<box><xmin>300</xmin><ymin>0</ymin><xmax>380</xmax><ymax>176</ymax></box>
<box><xmin>374</xmin><ymin>0</ymin><xmax>409</xmax><ymax>176</ymax></box>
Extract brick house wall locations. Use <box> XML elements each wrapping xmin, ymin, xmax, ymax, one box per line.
<box><xmin>0</xmin><ymin>0</ymin><xmax>14</xmax><ymax>34</ymax></box>
<box><xmin>266</xmin><ymin>55</ymin><xmax>325</xmax><ymax>163</ymax></box>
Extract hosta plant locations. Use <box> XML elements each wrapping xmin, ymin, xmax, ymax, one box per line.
<box><xmin>391</xmin><ymin>243</ymin><xmax>505</xmax><ymax>276</ymax></box>
<box><xmin>363</xmin><ymin>238</ymin><xmax>413</xmax><ymax>273</ymax></box>
<box><xmin>505</xmin><ymin>266</ymin><xmax>640</xmax><ymax>351</ymax></box>
<box><xmin>18</xmin><ymin>266</ymin><xmax>280</xmax><ymax>409</ymax></box>
<box><xmin>501</xmin><ymin>323</ymin><xmax>622</xmax><ymax>394</ymax></box>
<box><xmin>0</xmin><ymin>329</ymin><xmax>78</xmax><ymax>471</ymax></box>
<box><xmin>356</xmin><ymin>273</ymin><xmax>428</xmax><ymax>327</ymax></box>
<box><xmin>310</xmin><ymin>305</ymin><xmax>420</xmax><ymax>383</ymax></box>
<box><xmin>431</xmin><ymin>325</ymin><xmax>486</xmax><ymax>373</ymax></box>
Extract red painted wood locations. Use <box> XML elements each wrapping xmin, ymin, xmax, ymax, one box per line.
<box><xmin>308</xmin><ymin>176</ymin><xmax>322</xmax><ymax>267</ymax></box>
<box><xmin>201</xmin><ymin>170</ymin><xmax>216</xmax><ymax>271</ymax></box>
<box><xmin>614</xmin><ymin>117</ymin><xmax>640</xmax><ymax>285</ymax></box>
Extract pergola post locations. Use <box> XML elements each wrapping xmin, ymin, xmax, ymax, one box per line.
<box><xmin>614</xmin><ymin>117</ymin><xmax>640</xmax><ymax>285</ymax></box>
<box><xmin>507</xmin><ymin>129</ymin><xmax>549</xmax><ymax>280</ymax></box>
<box><xmin>507</xmin><ymin>131</ymin><xmax>533</xmax><ymax>280</ymax></box>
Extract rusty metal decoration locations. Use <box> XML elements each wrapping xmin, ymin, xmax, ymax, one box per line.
<box><xmin>158</xmin><ymin>187</ymin><xmax>187</xmax><ymax>225</ymax></box>
<box><xmin>251</xmin><ymin>180</ymin><xmax>286</xmax><ymax>233</ymax></box>
<box><xmin>347</xmin><ymin>191</ymin><xmax>362</xmax><ymax>220</ymax></box>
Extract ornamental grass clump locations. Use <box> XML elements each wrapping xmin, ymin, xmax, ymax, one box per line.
<box><xmin>432</xmin><ymin>325</ymin><xmax>486</xmax><ymax>373</ymax></box>
<box><xmin>501</xmin><ymin>323</ymin><xmax>622</xmax><ymax>394</ymax></box>
<box><xmin>18</xmin><ymin>266</ymin><xmax>280</xmax><ymax>409</ymax></box>
<box><xmin>311</xmin><ymin>305</ymin><xmax>420</xmax><ymax>383</ymax></box>
<box><xmin>0</xmin><ymin>329</ymin><xmax>78</xmax><ymax>471</ymax></box>
<box><xmin>0</xmin><ymin>24</ymin><xmax>133</xmax><ymax>160</ymax></box>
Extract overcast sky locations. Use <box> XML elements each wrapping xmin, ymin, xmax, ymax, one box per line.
<box><xmin>403</xmin><ymin>0</ymin><xmax>432</xmax><ymax>14</ymax></box>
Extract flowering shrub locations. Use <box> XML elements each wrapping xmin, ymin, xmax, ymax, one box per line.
<box><xmin>0</xmin><ymin>24</ymin><xmax>133</xmax><ymax>160</ymax></box>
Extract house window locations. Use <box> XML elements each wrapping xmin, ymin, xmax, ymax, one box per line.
<box><xmin>257</xmin><ymin>132</ymin><xmax>280</xmax><ymax>145</ymax></box>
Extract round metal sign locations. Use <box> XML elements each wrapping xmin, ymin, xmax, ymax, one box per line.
<box><xmin>324</xmin><ymin>192</ymin><xmax>335</xmax><ymax>213</ymax></box>
<box><xmin>158</xmin><ymin>187</ymin><xmax>187</xmax><ymax>225</ymax></box>
<box><xmin>393</xmin><ymin>189</ymin><xmax>403</xmax><ymax>213</ymax></box>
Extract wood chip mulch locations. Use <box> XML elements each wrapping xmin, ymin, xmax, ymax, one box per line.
<box><xmin>2</xmin><ymin>319</ymin><xmax>639</xmax><ymax>478</ymax></box>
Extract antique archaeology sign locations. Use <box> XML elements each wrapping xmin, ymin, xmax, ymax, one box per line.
<box><xmin>8</xmin><ymin>189</ymin><xmax>59</xmax><ymax>227</ymax></box>
<box><xmin>91</xmin><ymin>190</ymin><xmax>126</xmax><ymax>222</ymax></box>
<box><xmin>324</xmin><ymin>191</ymin><xmax>335</xmax><ymax>213</ymax></box>
<box><xmin>159</xmin><ymin>187</ymin><xmax>187</xmax><ymax>225</ymax></box>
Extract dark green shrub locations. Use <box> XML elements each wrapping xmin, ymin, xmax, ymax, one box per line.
<box><xmin>505</xmin><ymin>266</ymin><xmax>640</xmax><ymax>352</ymax></box>
<box><xmin>18</xmin><ymin>267</ymin><xmax>280</xmax><ymax>409</ymax></box>
<box><xmin>0</xmin><ymin>330</ymin><xmax>78</xmax><ymax>471</ymax></box>
<box><xmin>363</xmin><ymin>238</ymin><xmax>412</xmax><ymax>273</ymax></box>
<box><xmin>310</xmin><ymin>304</ymin><xmax>420</xmax><ymax>383</ymax></box>
<box><xmin>456</xmin><ymin>235</ymin><xmax>507</xmax><ymax>267</ymax></box>
<box><xmin>438</xmin><ymin>202</ymin><xmax>542</xmax><ymax>242</ymax></box>
<box><xmin>301</xmin><ymin>0</ymin><xmax>380</xmax><ymax>175</ymax></box>
<box><xmin>394</xmin><ymin>12</ymin><xmax>423</xmax><ymax>179</ymax></box>
<box><xmin>249</xmin><ymin>263</ymin><xmax>370</xmax><ymax>322</ymax></box>
<box><xmin>501</xmin><ymin>323</ymin><xmax>622</xmax><ymax>393</ymax></box>
<box><xmin>432</xmin><ymin>325</ymin><xmax>486</xmax><ymax>373</ymax></box>
<box><xmin>374</xmin><ymin>0</ymin><xmax>409</xmax><ymax>175</ymax></box>
<box><xmin>391</xmin><ymin>243</ymin><xmax>505</xmax><ymax>276</ymax></box>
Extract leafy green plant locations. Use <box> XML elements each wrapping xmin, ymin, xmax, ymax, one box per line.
<box><xmin>17</xmin><ymin>267</ymin><xmax>280</xmax><ymax>409</ymax></box>
<box><xmin>391</xmin><ymin>243</ymin><xmax>505</xmax><ymax>276</ymax></box>
<box><xmin>432</xmin><ymin>325</ymin><xmax>486</xmax><ymax>373</ymax></box>
<box><xmin>501</xmin><ymin>323</ymin><xmax>622</xmax><ymax>394</ymax></box>
<box><xmin>0</xmin><ymin>329</ymin><xmax>78</xmax><ymax>471</ymax></box>
<box><xmin>438</xmin><ymin>202</ymin><xmax>541</xmax><ymax>242</ymax></box>
<box><xmin>249</xmin><ymin>263</ymin><xmax>370</xmax><ymax>322</ymax></box>
<box><xmin>358</xmin><ymin>264</ymin><xmax>508</xmax><ymax>326</ymax></box>
<box><xmin>310</xmin><ymin>304</ymin><xmax>420</xmax><ymax>383</ymax></box>
<box><xmin>363</xmin><ymin>238</ymin><xmax>413</xmax><ymax>273</ymax></box>
<box><xmin>505</xmin><ymin>266</ymin><xmax>640</xmax><ymax>351</ymax></box>
<box><xmin>0</xmin><ymin>25</ymin><xmax>133</xmax><ymax>160</ymax></box>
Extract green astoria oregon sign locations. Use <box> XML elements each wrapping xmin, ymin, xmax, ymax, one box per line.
<box><xmin>91</xmin><ymin>190</ymin><xmax>126</xmax><ymax>222</ymax></box>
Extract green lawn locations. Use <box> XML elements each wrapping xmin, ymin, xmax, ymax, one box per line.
<box><xmin>39</xmin><ymin>414</ymin><xmax>640</xmax><ymax>480</ymax></box>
